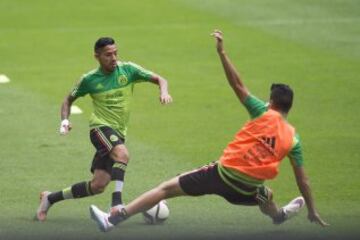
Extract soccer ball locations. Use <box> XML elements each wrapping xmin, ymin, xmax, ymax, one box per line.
<box><xmin>142</xmin><ymin>200</ymin><xmax>169</xmax><ymax>224</ymax></box>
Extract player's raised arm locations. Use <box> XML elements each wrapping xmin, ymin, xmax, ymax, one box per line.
<box><xmin>291</xmin><ymin>164</ymin><xmax>329</xmax><ymax>227</ymax></box>
<box><xmin>149</xmin><ymin>74</ymin><xmax>173</xmax><ymax>105</ymax></box>
<box><xmin>59</xmin><ymin>94</ymin><xmax>76</xmax><ymax>135</ymax></box>
<box><xmin>211</xmin><ymin>30</ymin><xmax>250</xmax><ymax>104</ymax></box>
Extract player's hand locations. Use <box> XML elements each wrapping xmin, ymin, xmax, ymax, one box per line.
<box><xmin>211</xmin><ymin>29</ymin><xmax>224</xmax><ymax>54</ymax></box>
<box><xmin>160</xmin><ymin>93</ymin><xmax>172</xmax><ymax>105</ymax></box>
<box><xmin>59</xmin><ymin>119</ymin><xmax>72</xmax><ymax>135</ymax></box>
<box><xmin>308</xmin><ymin>211</ymin><xmax>329</xmax><ymax>227</ymax></box>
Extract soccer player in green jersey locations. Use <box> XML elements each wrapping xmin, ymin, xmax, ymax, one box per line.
<box><xmin>36</xmin><ymin>37</ymin><xmax>172</xmax><ymax>221</ymax></box>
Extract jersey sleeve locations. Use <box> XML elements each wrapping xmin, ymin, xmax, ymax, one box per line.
<box><xmin>125</xmin><ymin>62</ymin><xmax>154</xmax><ymax>83</ymax></box>
<box><xmin>288</xmin><ymin>134</ymin><xmax>304</xmax><ymax>167</ymax></box>
<box><xmin>70</xmin><ymin>76</ymin><xmax>89</xmax><ymax>98</ymax></box>
<box><xmin>243</xmin><ymin>95</ymin><xmax>268</xmax><ymax>119</ymax></box>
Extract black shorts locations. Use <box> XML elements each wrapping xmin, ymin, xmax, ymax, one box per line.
<box><xmin>179</xmin><ymin>163</ymin><xmax>268</xmax><ymax>206</ymax></box>
<box><xmin>89</xmin><ymin>126</ymin><xmax>125</xmax><ymax>174</ymax></box>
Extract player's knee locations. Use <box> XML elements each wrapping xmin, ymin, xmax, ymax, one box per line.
<box><xmin>110</xmin><ymin>146</ymin><xmax>129</xmax><ymax>164</ymax></box>
<box><xmin>157</xmin><ymin>179</ymin><xmax>179</xmax><ymax>198</ymax></box>
<box><xmin>267</xmin><ymin>188</ymin><xmax>273</xmax><ymax>201</ymax></box>
<box><xmin>155</xmin><ymin>182</ymin><xmax>169</xmax><ymax>196</ymax></box>
<box><xmin>256</xmin><ymin>186</ymin><xmax>273</xmax><ymax>205</ymax></box>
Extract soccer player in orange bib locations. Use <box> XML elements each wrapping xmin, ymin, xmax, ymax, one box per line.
<box><xmin>89</xmin><ymin>30</ymin><xmax>328</xmax><ymax>232</ymax></box>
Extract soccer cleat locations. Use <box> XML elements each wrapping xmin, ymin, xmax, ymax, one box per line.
<box><xmin>274</xmin><ymin>196</ymin><xmax>305</xmax><ymax>224</ymax></box>
<box><xmin>283</xmin><ymin>196</ymin><xmax>305</xmax><ymax>219</ymax></box>
<box><xmin>90</xmin><ymin>205</ymin><xmax>114</xmax><ymax>232</ymax></box>
<box><xmin>36</xmin><ymin>191</ymin><xmax>52</xmax><ymax>222</ymax></box>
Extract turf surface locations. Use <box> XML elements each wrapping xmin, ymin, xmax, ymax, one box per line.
<box><xmin>0</xmin><ymin>0</ymin><xmax>359</xmax><ymax>239</ymax></box>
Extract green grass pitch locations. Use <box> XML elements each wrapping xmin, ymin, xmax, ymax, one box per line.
<box><xmin>0</xmin><ymin>0</ymin><xmax>359</xmax><ymax>239</ymax></box>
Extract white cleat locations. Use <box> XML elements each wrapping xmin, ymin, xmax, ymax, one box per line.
<box><xmin>36</xmin><ymin>191</ymin><xmax>52</xmax><ymax>222</ymax></box>
<box><xmin>283</xmin><ymin>196</ymin><xmax>305</xmax><ymax>220</ymax></box>
<box><xmin>90</xmin><ymin>205</ymin><xmax>114</xmax><ymax>232</ymax></box>
<box><xmin>273</xmin><ymin>196</ymin><xmax>305</xmax><ymax>224</ymax></box>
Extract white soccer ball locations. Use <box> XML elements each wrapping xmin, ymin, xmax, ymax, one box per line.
<box><xmin>142</xmin><ymin>200</ymin><xmax>169</xmax><ymax>224</ymax></box>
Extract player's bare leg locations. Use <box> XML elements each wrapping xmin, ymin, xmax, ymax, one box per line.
<box><xmin>36</xmin><ymin>170</ymin><xmax>110</xmax><ymax>221</ymax></box>
<box><xmin>90</xmin><ymin>169</ymin><xmax>111</xmax><ymax>194</ymax></box>
<box><xmin>90</xmin><ymin>176</ymin><xmax>186</xmax><ymax>232</ymax></box>
<box><xmin>122</xmin><ymin>176</ymin><xmax>185</xmax><ymax>216</ymax></box>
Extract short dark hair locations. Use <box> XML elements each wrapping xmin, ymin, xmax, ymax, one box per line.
<box><xmin>270</xmin><ymin>83</ymin><xmax>294</xmax><ymax>113</ymax></box>
<box><xmin>94</xmin><ymin>37</ymin><xmax>115</xmax><ymax>53</ymax></box>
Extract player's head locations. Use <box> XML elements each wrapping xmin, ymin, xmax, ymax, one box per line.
<box><xmin>94</xmin><ymin>37</ymin><xmax>117</xmax><ymax>73</ymax></box>
<box><xmin>269</xmin><ymin>83</ymin><xmax>294</xmax><ymax>114</ymax></box>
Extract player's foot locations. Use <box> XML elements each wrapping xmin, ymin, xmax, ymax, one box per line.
<box><xmin>36</xmin><ymin>191</ymin><xmax>52</xmax><ymax>222</ymax></box>
<box><xmin>273</xmin><ymin>196</ymin><xmax>305</xmax><ymax>224</ymax></box>
<box><xmin>90</xmin><ymin>205</ymin><xmax>114</xmax><ymax>232</ymax></box>
<box><xmin>283</xmin><ymin>196</ymin><xmax>305</xmax><ymax>219</ymax></box>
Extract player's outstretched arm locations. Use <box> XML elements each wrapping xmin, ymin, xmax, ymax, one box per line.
<box><xmin>60</xmin><ymin>94</ymin><xmax>76</xmax><ymax>135</ymax></box>
<box><xmin>292</xmin><ymin>164</ymin><xmax>329</xmax><ymax>227</ymax></box>
<box><xmin>211</xmin><ymin>30</ymin><xmax>249</xmax><ymax>104</ymax></box>
<box><xmin>150</xmin><ymin>75</ymin><xmax>173</xmax><ymax>105</ymax></box>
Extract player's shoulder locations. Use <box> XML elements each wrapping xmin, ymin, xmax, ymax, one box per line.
<box><xmin>119</xmin><ymin>61</ymin><xmax>142</xmax><ymax>69</ymax></box>
<box><xmin>283</xmin><ymin>118</ymin><xmax>297</xmax><ymax>138</ymax></box>
<box><xmin>114</xmin><ymin>61</ymin><xmax>132</xmax><ymax>70</ymax></box>
<box><xmin>78</xmin><ymin>68</ymin><xmax>103</xmax><ymax>85</ymax></box>
<box><xmin>291</xmin><ymin>131</ymin><xmax>301</xmax><ymax>148</ymax></box>
<box><xmin>244</xmin><ymin>94</ymin><xmax>268</xmax><ymax>119</ymax></box>
<box><xmin>83</xmin><ymin>68</ymin><xmax>101</xmax><ymax>78</ymax></box>
<box><xmin>119</xmin><ymin>61</ymin><xmax>150</xmax><ymax>76</ymax></box>
<box><xmin>245</xmin><ymin>95</ymin><xmax>268</xmax><ymax>108</ymax></box>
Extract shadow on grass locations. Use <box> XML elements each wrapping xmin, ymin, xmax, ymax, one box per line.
<box><xmin>4</xmin><ymin>216</ymin><xmax>360</xmax><ymax>240</ymax></box>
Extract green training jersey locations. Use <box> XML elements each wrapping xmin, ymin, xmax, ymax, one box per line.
<box><xmin>70</xmin><ymin>61</ymin><xmax>153</xmax><ymax>138</ymax></box>
<box><xmin>243</xmin><ymin>95</ymin><xmax>304</xmax><ymax>167</ymax></box>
